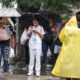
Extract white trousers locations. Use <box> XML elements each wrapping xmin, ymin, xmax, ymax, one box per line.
<box><xmin>28</xmin><ymin>48</ymin><xmax>41</xmax><ymax>74</ymax></box>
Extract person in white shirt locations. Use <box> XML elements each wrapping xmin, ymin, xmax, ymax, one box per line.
<box><xmin>27</xmin><ymin>17</ymin><xmax>45</xmax><ymax>77</ymax></box>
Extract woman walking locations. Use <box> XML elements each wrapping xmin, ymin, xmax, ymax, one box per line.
<box><xmin>52</xmin><ymin>13</ymin><xmax>80</xmax><ymax>80</ymax></box>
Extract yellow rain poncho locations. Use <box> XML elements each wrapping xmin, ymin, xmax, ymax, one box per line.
<box><xmin>52</xmin><ymin>15</ymin><xmax>80</xmax><ymax>78</ymax></box>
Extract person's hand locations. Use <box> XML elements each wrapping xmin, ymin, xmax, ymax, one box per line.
<box><xmin>30</xmin><ymin>30</ymin><xmax>32</xmax><ymax>34</ymax></box>
<box><xmin>33</xmin><ymin>30</ymin><xmax>39</xmax><ymax>34</ymax></box>
<box><xmin>10</xmin><ymin>32</ymin><xmax>13</xmax><ymax>36</ymax></box>
<box><xmin>28</xmin><ymin>30</ymin><xmax>32</xmax><ymax>37</ymax></box>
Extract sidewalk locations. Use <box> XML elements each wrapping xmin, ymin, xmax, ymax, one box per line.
<box><xmin>0</xmin><ymin>75</ymin><xmax>65</xmax><ymax>80</ymax></box>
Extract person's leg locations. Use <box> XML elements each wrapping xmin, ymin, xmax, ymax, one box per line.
<box><xmin>35</xmin><ymin>47</ymin><xmax>42</xmax><ymax>76</ymax></box>
<box><xmin>66</xmin><ymin>78</ymin><xmax>71</xmax><ymax>80</ymax></box>
<box><xmin>3</xmin><ymin>46</ymin><xmax>9</xmax><ymax>72</ymax></box>
<box><xmin>42</xmin><ymin>40</ymin><xmax>48</xmax><ymax>64</ymax></box>
<box><xmin>49</xmin><ymin>43</ymin><xmax>56</xmax><ymax>65</ymax></box>
<box><xmin>28</xmin><ymin>49</ymin><xmax>35</xmax><ymax>75</ymax></box>
<box><xmin>0</xmin><ymin>46</ymin><xmax>3</xmax><ymax>74</ymax></box>
<box><xmin>0</xmin><ymin>46</ymin><xmax>2</xmax><ymax>67</ymax></box>
<box><xmin>66</xmin><ymin>78</ymin><xmax>78</xmax><ymax>80</ymax></box>
<box><xmin>72</xmin><ymin>78</ymin><xmax>79</xmax><ymax>80</ymax></box>
<box><xmin>55</xmin><ymin>54</ymin><xmax>59</xmax><ymax>60</ymax></box>
<box><xmin>25</xmin><ymin>45</ymin><xmax>29</xmax><ymax>65</ymax></box>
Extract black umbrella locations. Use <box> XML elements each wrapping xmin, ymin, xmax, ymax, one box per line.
<box><xmin>38</xmin><ymin>10</ymin><xmax>62</xmax><ymax>23</ymax></box>
<box><xmin>19</xmin><ymin>12</ymin><xmax>50</xmax><ymax>32</ymax></box>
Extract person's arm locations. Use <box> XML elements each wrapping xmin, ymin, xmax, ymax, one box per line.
<box><xmin>27</xmin><ymin>27</ymin><xmax>32</xmax><ymax>38</ymax></box>
<box><xmin>28</xmin><ymin>30</ymin><xmax>32</xmax><ymax>37</ymax></box>
<box><xmin>59</xmin><ymin>28</ymin><xmax>65</xmax><ymax>43</ymax></box>
<box><xmin>33</xmin><ymin>27</ymin><xmax>45</xmax><ymax>39</ymax></box>
<box><xmin>55</xmin><ymin>25</ymin><xmax>59</xmax><ymax>35</ymax></box>
<box><xmin>10</xmin><ymin>31</ymin><xmax>13</xmax><ymax>36</ymax></box>
<box><xmin>33</xmin><ymin>30</ymin><xmax>44</xmax><ymax>39</ymax></box>
<box><xmin>39</xmin><ymin>32</ymin><xmax>44</xmax><ymax>39</ymax></box>
<box><xmin>57</xmin><ymin>27</ymin><xmax>59</xmax><ymax>35</ymax></box>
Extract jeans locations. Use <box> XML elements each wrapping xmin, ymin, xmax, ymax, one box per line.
<box><xmin>0</xmin><ymin>45</ymin><xmax>9</xmax><ymax>72</ymax></box>
<box><xmin>57</xmin><ymin>22</ymin><xmax>63</xmax><ymax>33</ymax></box>
<box><xmin>42</xmin><ymin>40</ymin><xmax>55</xmax><ymax>64</ymax></box>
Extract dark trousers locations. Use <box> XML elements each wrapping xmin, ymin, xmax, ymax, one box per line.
<box><xmin>25</xmin><ymin>41</ymin><xmax>29</xmax><ymax>65</ymax></box>
<box><xmin>42</xmin><ymin>40</ymin><xmax>56</xmax><ymax>64</ymax></box>
<box><xmin>66</xmin><ymin>78</ymin><xmax>79</xmax><ymax>80</ymax></box>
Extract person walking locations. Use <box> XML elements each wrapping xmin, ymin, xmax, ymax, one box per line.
<box><xmin>52</xmin><ymin>13</ymin><xmax>80</xmax><ymax>80</ymax></box>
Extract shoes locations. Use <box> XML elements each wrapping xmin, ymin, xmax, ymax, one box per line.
<box><xmin>3</xmin><ymin>72</ymin><xmax>8</xmax><ymax>76</ymax></box>
<box><xmin>27</xmin><ymin>72</ymin><xmax>40</xmax><ymax>77</ymax></box>
<box><xmin>41</xmin><ymin>63</ymin><xmax>46</xmax><ymax>67</ymax></box>
<box><xmin>27</xmin><ymin>72</ymin><xmax>33</xmax><ymax>76</ymax></box>
<box><xmin>36</xmin><ymin>73</ymin><xmax>40</xmax><ymax>77</ymax></box>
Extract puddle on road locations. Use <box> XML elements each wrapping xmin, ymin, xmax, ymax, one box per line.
<box><xmin>0</xmin><ymin>61</ymin><xmax>53</xmax><ymax>76</ymax></box>
<box><xmin>0</xmin><ymin>77</ymin><xmax>7</xmax><ymax>80</ymax></box>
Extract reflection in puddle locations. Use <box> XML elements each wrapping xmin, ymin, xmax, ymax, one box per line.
<box><xmin>27</xmin><ymin>76</ymin><xmax>40</xmax><ymax>80</ymax></box>
<box><xmin>0</xmin><ymin>61</ymin><xmax>53</xmax><ymax>76</ymax></box>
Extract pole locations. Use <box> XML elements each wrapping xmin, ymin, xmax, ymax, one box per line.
<box><xmin>16</xmin><ymin>17</ymin><xmax>19</xmax><ymax>56</ymax></box>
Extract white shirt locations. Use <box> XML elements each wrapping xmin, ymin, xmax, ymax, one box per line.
<box><xmin>28</xmin><ymin>25</ymin><xmax>45</xmax><ymax>49</ymax></box>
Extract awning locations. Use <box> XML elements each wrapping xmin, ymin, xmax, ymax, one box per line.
<box><xmin>0</xmin><ymin>8</ymin><xmax>21</xmax><ymax>17</ymax></box>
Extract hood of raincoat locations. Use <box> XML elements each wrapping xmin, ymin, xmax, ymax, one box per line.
<box><xmin>65</xmin><ymin>15</ymin><xmax>78</xmax><ymax>28</ymax></box>
<box><xmin>59</xmin><ymin>15</ymin><xmax>78</xmax><ymax>43</ymax></box>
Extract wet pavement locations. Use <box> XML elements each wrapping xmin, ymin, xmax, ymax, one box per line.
<box><xmin>7</xmin><ymin>61</ymin><xmax>53</xmax><ymax>75</ymax></box>
<box><xmin>0</xmin><ymin>75</ymin><xmax>66</xmax><ymax>80</ymax></box>
<box><xmin>0</xmin><ymin>62</ymin><xmax>79</xmax><ymax>80</ymax></box>
<box><xmin>0</xmin><ymin>61</ymin><xmax>70</xmax><ymax>80</ymax></box>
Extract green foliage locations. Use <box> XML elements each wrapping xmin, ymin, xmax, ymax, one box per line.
<box><xmin>17</xmin><ymin>0</ymin><xmax>41</xmax><ymax>9</ymax></box>
<box><xmin>0</xmin><ymin>0</ymin><xmax>15</xmax><ymax>7</ymax></box>
<box><xmin>17</xmin><ymin>0</ymin><xmax>71</xmax><ymax>12</ymax></box>
<box><xmin>0</xmin><ymin>0</ymin><xmax>80</xmax><ymax>12</ymax></box>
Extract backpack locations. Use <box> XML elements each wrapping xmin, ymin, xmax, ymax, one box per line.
<box><xmin>44</xmin><ymin>32</ymin><xmax>53</xmax><ymax>44</ymax></box>
<box><xmin>54</xmin><ymin>37</ymin><xmax>62</xmax><ymax>46</ymax></box>
<box><xmin>20</xmin><ymin>31</ymin><xmax>28</xmax><ymax>45</ymax></box>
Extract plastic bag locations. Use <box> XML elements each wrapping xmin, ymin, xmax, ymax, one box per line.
<box><xmin>10</xmin><ymin>34</ymin><xmax>16</xmax><ymax>49</ymax></box>
<box><xmin>54</xmin><ymin>45</ymin><xmax>61</xmax><ymax>54</ymax></box>
<box><xmin>20</xmin><ymin>31</ymin><xmax>28</xmax><ymax>45</ymax></box>
<box><xmin>9</xmin><ymin>48</ymin><xmax>15</xmax><ymax>58</ymax></box>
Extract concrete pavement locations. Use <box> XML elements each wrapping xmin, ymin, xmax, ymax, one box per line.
<box><xmin>0</xmin><ymin>75</ymin><xmax>65</xmax><ymax>80</ymax></box>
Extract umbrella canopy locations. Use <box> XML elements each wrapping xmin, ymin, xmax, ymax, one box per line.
<box><xmin>0</xmin><ymin>8</ymin><xmax>21</xmax><ymax>17</ymax></box>
<box><xmin>19</xmin><ymin>12</ymin><xmax>50</xmax><ymax>32</ymax></box>
<box><xmin>38</xmin><ymin>10</ymin><xmax>62</xmax><ymax>23</ymax></box>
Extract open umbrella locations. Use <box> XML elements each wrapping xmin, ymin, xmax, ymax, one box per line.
<box><xmin>38</xmin><ymin>10</ymin><xmax>62</xmax><ymax>23</ymax></box>
<box><xmin>19</xmin><ymin>12</ymin><xmax>50</xmax><ymax>32</ymax></box>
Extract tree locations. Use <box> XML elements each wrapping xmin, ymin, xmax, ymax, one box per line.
<box><xmin>0</xmin><ymin>0</ymin><xmax>15</xmax><ymax>7</ymax></box>
<box><xmin>0</xmin><ymin>0</ymin><xmax>80</xmax><ymax>12</ymax></box>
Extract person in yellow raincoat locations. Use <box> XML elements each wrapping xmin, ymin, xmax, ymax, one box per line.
<box><xmin>52</xmin><ymin>12</ymin><xmax>80</xmax><ymax>80</ymax></box>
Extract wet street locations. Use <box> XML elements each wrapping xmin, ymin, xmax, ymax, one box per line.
<box><xmin>0</xmin><ymin>75</ymin><xmax>66</xmax><ymax>80</ymax></box>
<box><xmin>0</xmin><ymin>61</ymin><xmax>67</xmax><ymax>80</ymax></box>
